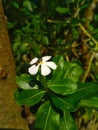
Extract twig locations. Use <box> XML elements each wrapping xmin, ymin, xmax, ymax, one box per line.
<box><xmin>77</xmin><ymin>23</ymin><xmax>97</xmax><ymax>81</ymax></box>
<box><xmin>78</xmin><ymin>23</ymin><xmax>98</xmax><ymax>46</ymax></box>
<box><xmin>82</xmin><ymin>51</ymin><xmax>95</xmax><ymax>82</ymax></box>
<box><xmin>90</xmin><ymin>73</ymin><xmax>97</xmax><ymax>82</ymax></box>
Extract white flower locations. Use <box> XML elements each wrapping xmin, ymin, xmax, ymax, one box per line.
<box><xmin>28</xmin><ymin>56</ymin><xmax>57</xmax><ymax>76</ymax></box>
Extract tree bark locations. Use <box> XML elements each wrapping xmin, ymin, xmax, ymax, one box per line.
<box><xmin>0</xmin><ymin>0</ymin><xmax>29</xmax><ymax>129</ymax></box>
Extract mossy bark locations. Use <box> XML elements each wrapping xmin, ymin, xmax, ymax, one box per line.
<box><xmin>0</xmin><ymin>0</ymin><xmax>29</xmax><ymax>129</ymax></box>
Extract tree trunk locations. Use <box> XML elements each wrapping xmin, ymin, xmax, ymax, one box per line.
<box><xmin>0</xmin><ymin>0</ymin><xmax>29</xmax><ymax>129</ymax></box>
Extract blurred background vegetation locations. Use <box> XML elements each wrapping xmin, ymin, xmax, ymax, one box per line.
<box><xmin>2</xmin><ymin>0</ymin><xmax>98</xmax><ymax>81</ymax></box>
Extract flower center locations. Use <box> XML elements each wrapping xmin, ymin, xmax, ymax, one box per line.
<box><xmin>35</xmin><ymin>58</ymin><xmax>43</xmax><ymax>66</ymax></box>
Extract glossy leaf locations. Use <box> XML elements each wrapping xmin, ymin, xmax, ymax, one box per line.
<box><xmin>63</xmin><ymin>60</ymin><xmax>83</xmax><ymax>82</ymax></box>
<box><xmin>52</xmin><ymin>95</ymin><xmax>75</xmax><ymax>111</ymax></box>
<box><xmin>67</xmin><ymin>61</ymin><xmax>83</xmax><ymax>82</ymax></box>
<box><xmin>16</xmin><ymin>74</ymin><xmax>38</xmax><ymax>90</ymax></box>
<box><xmin>59</xmin><ymin>110</ymin><xmax>78</xmax><ymax>130</ymax></box>
<box><xmin>79</xmin><ymin>97</ymin><xmax>98</xmax><ymax>109</ymax></box>
<box><xmin>34</xmin><ymin>101</ymin><xmax>60</xmax><ymax>130</ymax></box>
<box><xmin>48</xmin><ymin>79</ymin><xmax>77</xmax><ymax>95</ymax></box>
<box><xmin>63</xmin><ymin>82</ymin><xmax>98</xmax><ymax>111</ymax></box>
<box><xmin>52</xmin><ymin>82</ymin><xmax>98</xmax><ymax>112</ymax></box>
<box><xmin>51</xmin><ymin>55</ymin><xmax>68</xmax><ymax>82</ymax></box>
<box><xmin>14</xmin><ymin>89</ymin><xmax>45</xmax><ymax>106</ymax></box>
<box><xmin>51</xmin><ymin>56</ymin><xmax>83</xmax><ymax>83</ymax></box>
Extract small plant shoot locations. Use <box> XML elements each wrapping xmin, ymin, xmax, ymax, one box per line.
<box><xmin>15</xmin><ymin>55</ymin><xmax>98</xmax><ymax>130</ymax></box>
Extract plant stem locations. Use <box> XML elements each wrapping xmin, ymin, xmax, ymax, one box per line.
<box><xmin>78</xmin><ymin>23</ymin><xmax>98</xmax><ymax>46</ymax></box>
<box><xmin>82</xmin><ymin>51</ymin><xmax>95</xmax><ymax>82</ymax></box>
<box><xmin>77</xmin><ymin>23</ymin><xmax>97</xmax><ymax>82</ymax></box>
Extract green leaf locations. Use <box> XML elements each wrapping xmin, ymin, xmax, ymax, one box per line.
<box><xmin>48</xmin><ymin>79</ymin><xmax>77</xmax><ymax>95</ymax></box>
<box><xmin>13</xmin><ymin>2</ymin><xmax>19</xmax><ymax>8</ymax></box>
<box><xmin>16</xmin><ymin>74</ymin><xmax>37</xmax><ymax>90</ymax></box>
<box><xmin>14</xmin><ymin>89</ymin><xmax>45</xmax><ymax>106</ymax></box>
<box><xmin>79</xmin><ymin>97</ymin><xmax>98</xmax><ymax>109</ymax></box>
<box><xmin>52</xmin><ymin>95</ymin><xmax>75</xmax><ymax>111</ymax></box>
<box><xmin>63</xmin><ymin>82</ymin><xmax>98</xmax><ymax>111</ymax></box>
<box><xmin>52</xmin><ymin>82</ymin><xmax>98</xmax><ymax>112</ymax></box>
<box><xmin>51</xmin><ymin>56</ymin><xmax>83</xmax><ymax>83</ymax></box>
<box><xmin>34</xmin><ymin>101</ymin><xmax>60</xmax><ymax>130</ymax></box>
<box><xmin>41</xmin><ymin>35</ymin><xmax>49</xmax><ymax>46</ymax></box>
<box><xmin>71</xmin><ymin>27</ymin><xmax>79</xmax><ymax>40</ymax></box>
<box><xmin>63</xmin><ymin>60</ymin><xmax>83</xmax><ymax>82</ymax></box>
<box><xmin>59</xmin><ymin>110</ymin><xmax>78</xmax><ymax>130</ymax></box>
<box><xmin>23</xmin><ymin>1</ymin><xmax>33</xmax><ymax>12</ymax></box>
<box><xmin>50</xmin><ymin>55</ymin><xmax>69</xmax><ymax>83</ymax></box>
<box><xmin>56</xmin><ymin>7</ymin><xmax>70</xmax><ymax>14</ymax></box>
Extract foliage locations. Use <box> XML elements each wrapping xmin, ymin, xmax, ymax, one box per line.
<box><xmin>3</xmin><ymin>0</ymin><xmax>98</xmax><ymax>75</ymax></box>
<box><xmin>3</xmin><ymin>0</ymin><xmax>98</xmax><ymax>129</ymax></box>
<box><xmin>14</xmin><ymin>55</ymin><xmax>98</xmax><ymax>130</ymax></box>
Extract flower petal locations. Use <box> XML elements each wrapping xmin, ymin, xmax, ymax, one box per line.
<box><xmin>42</xmin><ymin>56</ymin><xmax>52</xmax><ymax>62</ymax></box>
<box><xmin>28</xmin><ymin>65</ymin><xmax>39</xmax><ymax>75</ymax></box>
<box><xmin>30</xmin><ymin>57</ymin><xmax>38</xmax><ymax>65</ymax></box>
<box><xmin>41</xmin><ymin>64</ymin><xmax>51</xmax><ymax>76</ymax></box>
<box><xmin>45</xmin><ymin>61</ymin><xmax>57</xmax><ymax>70</ymax></box>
